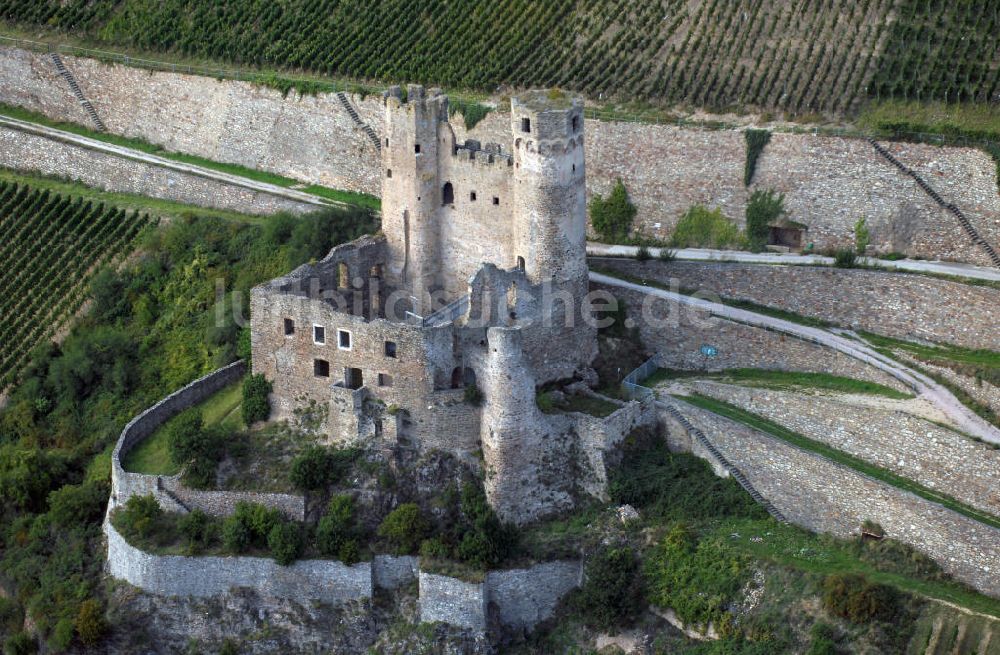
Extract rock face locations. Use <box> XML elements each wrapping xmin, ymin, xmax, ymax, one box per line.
<box><xmin>3</xmin><ymin>45</ymin><xmax>998</xmax><ymax>264</ymax></box>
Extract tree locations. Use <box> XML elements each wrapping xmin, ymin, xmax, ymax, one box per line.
<box><xmin>74</xmin><ymin>599</ymin><xmax>107</xmax><ymax>647</ymax></box>
<box><xmin>377</xmin><ymin>503</ymin><xmax>429</xmax><ymax>555</ymax></box>
<box><xmin>745</xmin><ymin>189</ymin><xmax>785</xmax><ymax>252</ymax></box>
<box><xmin>316</xmin><ymin>495</ymin><xmax>357</xmax><ymax>559</ymax></box>
<box><xmin>267</xmin><ymin>522</ymin><xmax>304</xmax><ymax>566</ymax></box>
<box><xmin>241</xmin><ymin>373</ymin><xmax>272</xmax><ymax>425</ymax></box>
<box><xmin>577</xmin><ymin>547</ymin><xmax>644</xmax><ymax>629</ymax></box>
<box><xmin>590</xmin><ymin>178</ymin><xmax>637</xmax><ymax>243</ymax></box>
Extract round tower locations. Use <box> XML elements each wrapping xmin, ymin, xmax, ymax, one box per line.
<box><xmin>381</xmin><ymin>85</ymin><xmax>449</xmax><ymax>312</ymax></box>
<box><xmin>510</xmin><ymin>91</ymin><xmax>588</xmax><ymax>293</ymax></box>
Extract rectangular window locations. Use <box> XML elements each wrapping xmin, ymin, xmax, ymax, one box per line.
<box><xmin>384</xmin><ymin>341</ymin><xmax>397</xmax><ymax>358</ymax></box>
<box><xmin>492</xmin><ymin>196</ymin><xmax>500</xmax><ymax>206</ymax></box>
<box><xmin>313</xmin><ymin>325</ymin><xmax>325</xmax><ymax>344</ymax></box>
<box><xmin>314</xmin><ymin>359</ymin><xmax>330</xmax><ymax>378</ymax></box>
<box><xmin>414</xmin><ymin>143</ymin><xmax>421</xmax><ymax>154</ymax></box>
<box><xmin>470</xmin><ymin>191</ymin><xmax>477</xmax><ymax>202</ymax></box>
<box><xmin>521</xmin><ymin>117</ymin><xmax>531</xmax><ymax>133</ymax></box>
<box><xmin>378</xmin><ymin>373</ymin><xmax>393</xmax><ymax>387</ymax></box>
<box><xmin>338</xmin><ymin>329</ymin><xmax>352</xmax><ymax>350</ymax></box>
<box><xmin>283</xmin><ymin>318</ymin><xmax>295</xmax><ymax>335</ymax></box>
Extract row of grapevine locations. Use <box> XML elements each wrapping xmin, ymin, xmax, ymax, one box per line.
<box><xmin>1</xmin><ymin>0</ymin><xmax>997</xmax><ymax>114</ymax></box>
<box><xmin>0</xmin><ymin>180</ymin><xmax>150</xmax><ymax>389</ymax></box>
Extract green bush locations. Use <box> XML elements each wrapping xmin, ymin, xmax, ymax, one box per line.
<box><xmin>744</xmin><ymin>129</ymin><xmax>772</xmax><ymax>186</ymax></box>
<box><xmin>179</xmin><ymin>509</ymin><xmax>216</xmax><ymax>554</ymax></box>
<box><xmin>241</xmin><ymin>373</ymin><xmax>272</xmax><ymax>425</ymax></box>
<box><xmin>806</xmin><ymin>622</ymin><xmax>837</xmax><ymax>655</ymax></box>
<box><xmin>464</xmin><ymin>384</ymin><xmax>483</xmax><ymax>406</ymax></box>
<box><xmin>420</xmin><ymin>537</ymin><xmax>450</xmax><ymax>559</ymax></box>
<box><xmin>223</xmin><ymin>502</ymin><xmax>282</xmax><ymax>553</ymax></box>
<box><xmin>576</xmin><ymin>547</ymin><xmax>644</xmax><ymax>629</ymax></box>
<box><xmin>658</xmin><ymin>248</ymin><xmax>677</xmax><ymax>262</ymax></box>
<box><xmin>289</xmin><ymin>445</ymin><xmax>357</xmax><ymax>491</ymax></box>
<box><xmin>116</xmin><ymin>494</ymin><xmax>164</xmax><ymax>541</ymax></box>
<box><xmin>745</xmin><ymin>189</ymin><xmax>784</xmax><ymax>252</ymax></box>
<box><xmin>46</xmin><ymin>481</ymin><xmax>108</xmax><ymax>527</ymax></box>
<box><xmin>669</xmin><ymin>206</ymin><xmax>743</xmax><ymax>249</ymax></box>
<box><xmin>455</xmin><ymin>483</ymin><xmax>518</xmax><ymax>568</ymax></box>
<box><xmin>165</xmin><ymin>409</ymin><xmax>225</xmax><ymax>488</ymax></box>
<box><xmin>74</xmin><ymin>599</ymin><xmax>107</xmax><ymax>647</ymax></box>
<box><xmin>854</xmin><ymin>216</ymin><xmax>870</xmax><ymax>255</ymax></box>
<box><xmin>833</xmin><ymin>248</ymin><xmax>857</xmax><ymax>268</ymax></box>
<box><xmin>48</xmin><ymin>618</ymin><xmax>75</xmax><ymax>653</ymax></box>
<box><xmin>316</xmin><ymin>495</ymin><xmax>357</xmax><ymax>557</ymax></box>
<box><xmin>267</xmin><ymin>522</ymin><xmax>304</xmax><ymax>566</ymax></box>
<box><xmin>590</xmin><ymin>178</ymin><xmax>637</xmax><ymax>243</ymax></box>
<box><xmin>821</xmin><ymin>573</ymin><xmax>899</xmax><ymax>623</ymax></box>
<box><xmin>635</xmin><ymin>245</ymin><xmax>650</xmax><ymax>261</ymax></box>
<box><xmin>378</xmin><ymin>503</ymin><xmax>429</xmax><ymax>555</ymax></box>
<box><xmin>2</xmin><ymin>633</ymin><xmax>36</xmax><ymax>655</ymax></box>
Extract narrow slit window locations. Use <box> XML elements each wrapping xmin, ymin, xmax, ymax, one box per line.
<box><xmin>414</xmin><ymin>143</ymin><xmax>421</xmax><ymax>154</ymax></box>
<box><xmin>387</xmin><ymin>168</ymin><xmax>392</xmax><ymax>178</ymax></box>
<box><xmin>521</xmin><ymin>117</ymin><xmax>531</xmax><ymax>133</ymax></box>
<box><xmin>470</xmin><ymin>191</ymin><xmax>477</xmax><ymax>202</ymax></box>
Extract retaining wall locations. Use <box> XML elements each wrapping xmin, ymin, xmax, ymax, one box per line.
<box><xmin>674</xmin><ymin>402</ymin><xmax>1000</xmax><ymax>597</ymax></box>
<box><xmin>111</xmin><ymin>360</ymin><xmax>306</xmax><ymax>520</ymax></box>
<box><xmin>3</xmin><ymin>46</ymin><xmax>998</xmax><ymax>264</ymax></box>
<box><xmin>594</xmin><ymin>283</ymin><xmax>908</xmax><ymax>393</ymax></box>
<box><xmin>0</xmin><ymin>124</ymin><xmax>316</xmax><ymax>216</ymax></box>
<box><xmin>598</xmin><ymin>259</ymin><xmax>1000</xmax><ymax>351</ymax></box>
<box><xmin>693</xmin><ymin>382</ymin><xmax>1000</xmax><ymax>518</ymax></box>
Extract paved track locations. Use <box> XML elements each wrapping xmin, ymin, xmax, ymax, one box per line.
<box><xmin>591</xmin><ymin>271</ymin><xmax>1000</xmax><ymax>445</ymax></box>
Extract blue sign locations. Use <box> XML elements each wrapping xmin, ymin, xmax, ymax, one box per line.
<box><xmin>700</xmin><ymin>344</ymin><xmax>718</xmax><ymax>357</ymax></box>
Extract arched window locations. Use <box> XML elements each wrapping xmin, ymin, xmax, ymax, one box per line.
<box><xmin>442</xmin><ymin>182</ymin><xmax>454</xmax><ymax>205</ymax></box>
<box><xmin>516</xmin><ymin>256</ymin><xmax>525</xmax><ymax>270</ymax></box>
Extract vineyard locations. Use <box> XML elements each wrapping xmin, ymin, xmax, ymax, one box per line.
<box><xmin>0</xmin><ymin>181</ymin><xmax>150</xmax><ymax>388</ymax></box>
<box><xmin>2</xmin><ymin>0</ymin><xmax>998</xmax><ymax>115</ymax></box>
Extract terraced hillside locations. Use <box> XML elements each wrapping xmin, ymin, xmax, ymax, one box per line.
<box><xmin>0</xmin><ymin>181</ymin><xmax>150</xmax><ymax>388</ymax></box>
<box><xmin>2</xmin><ymin>0</ymin><xmax>999</xmax><ymax>115</ymax></box>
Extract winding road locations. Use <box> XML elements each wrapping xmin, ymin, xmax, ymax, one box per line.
<box><xmin>591</xmin><ymin>270</ymin><xmax>1000</xmax><ymax>445</ymax></box>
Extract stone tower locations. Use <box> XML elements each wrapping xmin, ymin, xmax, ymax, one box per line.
<box><xmin>510</xmin><ymin>91</ymin><xmax>588</xmax><ymax>294</ymax></box>
<box><xmin>381</xmin><ymin>85</ymin><xmax>449</xmax><ymax>312</ymax></box>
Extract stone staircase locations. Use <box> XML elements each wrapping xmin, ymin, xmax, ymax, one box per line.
<box><xmin>659</xmin><ymin>400</ymin><xmax>789</xmax><ymax>524</ymax></box>
<box><xmin>156</xmin><ymin>477</ymin><xmax>191</xmax><ymax>514</ymax></box>
<box><xmin>336</xmin><ymin>91</ymin><xmax>381</xmax><ymax>152</ymax></box>
<box><xmin>869</xmin><ymin>138</ymin><xmax>1000</xmax><ymax>268</ymax></box>
<box><xmin>49</xmin><ymin>52</ymin><xmax>107</xmax><ymax>132</ymax></box>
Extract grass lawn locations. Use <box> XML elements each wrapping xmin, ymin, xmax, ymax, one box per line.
<box><xmin>220</xmin><ymin>422</ymin><xmax>313</xmax><ymax>493</ymax></box>
<box><xmin>646</xmin><ymin>367</ymin><xmax>912</xmax><ymax>399</ymax></box>
<box><xmin>677</xmin><ymin>393</ymin><xmax>1000</xmax><ymax>531</ymax></box>
<box><xmin>714</xmin><ymin>517</ymin><xmax>1000</xmax><ymax>619</ymax></box>
<box><xmin>0</xmin><ymin>102</ymin><xmax>380</xmax><ymax>211</ymax></box>
<box><xmin>858</xmin><ymin>331</ymin><xmax>1000</xmax><ymax>371</ymax></box>
<box><xmin>122</xmin><ymin>380</ymin><xmax>244</xmax><ymax>475</ymax></box>
<box><xmin>551</xmin><ymin>394</ymin><xmax>621</xmax><ymax>418</ymax></box>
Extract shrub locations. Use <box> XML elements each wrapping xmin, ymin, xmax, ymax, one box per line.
<box><xmin>3</xmin><ymin>633</ymin><xmax>36</xmax><ymax>655</ymax></box>
<box><xmin>806</xmin><ymin>622</ymin><xmax>837</xmax><ymax>655</ymax></box>
<box><xmin>46</xmin><ymin>481</ymin><xmax>108</xmax><ymax>527</ymax></box>
<box><xmin>833</xmin><ymin>248</ymin><xmax>857</xmax><ymax>268</ymax></box>
<box><xmin>48</xmin><ymin>618</ymin><xmax>75</xmax><ymax>652</ymax></box>
<box><xmin>179</xmin><ymin>509</ymin><xmax>215</xmax><ymax>554</ymax></box>
<box><xmin>854</xmin><ymin>216</ymin><xmax>870</xmax><ymax>255</ymax></box>
<box><xmin>166</xmin><ymin>409</ymin><xmax>224</xmax><ymax>488</ymax></box>
<box><xmin>222</xmin><ymin>513</ymin><xmax>254</xmax><ymax>553</ymax></box>
<box><xmin>74</xmin><ymin>599</ymin><xmax>107</xmax><ymax>647</ymax></box>
<box><xmin>117</xmin><ymin>494</ymin><xmax>163</xmax><ymax>540</ymax></box>
<box><xmin>456</xmin><ymin>483</ymin><xmax>518</xmax><ymax>568</ymax></box>
<box><xmin>658</xmin><ymin>248</ymin><xmax>677</xmax><ymax>262</ymax></box>
<box><xmin>464</xmin><ymin>384</ymin><xmax>483</xmax><ymax>406</ymax></box>
<box><xmin>821</xmin><ymin>573</ymin><xmax>899</xmax><ymax>623</ymax></box>
<box><xmin>420</xmin><ymin>537</ymin><xmax>450</xmax><ymax>559</ymax></box>
<box><xmin>745</xmin><ymin>189</ymin><xmax>784</xmax><ymax>252</ymax></box>
<box><xmin>241</xmin><ymin>373</ymin><xmax>272</xmax><ymax>425</ymax></box>
<box><xmin>267</xmin><ymin>522</ymin><xmax>304</xmax><ymax>566</ymax></box>
<box><xmin>669</xmin><ymin>206</ymin><xmax>743</xmax><ymax>249</ymax></box>
<box><xmin>576</xmin><ymin>547</ymin><xmax>644</xmax><ymax>629</ymax></box>
<box><xmin>635</xmin><ymin>245</ymin><xmax>650</xmax><ymax>261</ymax></box>
<box><xmin>223</xmin><ymin>502</ymin><xmax>282</xmax><ymax>552</ymax></box>
<box><xmin>744</xmin><ymin>129</ymin><xmax>772</xmax><ymax>186</ymax></box>
<box><xmin>590</xmin><ymin>178</ymin><xmax>637</xmax><ymax>242</ymax></box>
<box><xmin>378</xmin><ymin>503</ymin><xmax>429</xmax><ymax>555</ymax></box>
<box><xmin>289</xmin><ymin>445</ymin><xmax>356</xmax><ymax>491</ymax></box>
<box><xmin>316</xmin><ymin>495</ymin><xmax>356</xmax><ymax>557</ymax></box>
<box><xmin>219</xmin><ymin>639</ymin><xmax>240</xmax><ymax>655</ymax></box>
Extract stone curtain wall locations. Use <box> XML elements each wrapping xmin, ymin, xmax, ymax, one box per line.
<box><xmin>599</xmin><ymin>260</ymin><xmax>1000</xmax><ymax>351</ymax></box>
<box><xmin>693</xmin><ymin>382</ymin><xmax>1000</xmax><ymax>518</ymax></box>
<box><xmin>3</xmin><ymin>46</ymin><xmax>998</xmax><ymax>264</ymax></box>
<box><xmin>105</xmin><ymin>519</ymin><xmax>373</xmax><ymax>604</ymax></box>
<box><xmin>676</xmin><ymin>402</ymin><xmax>1000</xmax><ymax>597</ymax></box>
<box><xmin>595</xmin><ymin>283</ymin><xmax>908</xmax><ymax>393</ymax></box>
<box><xmin>111</xmin><ymin>361</ymin><xmax>306</xmax><ymax>520</ymax></box>
<box><xmin>0</xmin><ymin>124</ymin><xmax>315</xmax><ymax>216</ymax></box>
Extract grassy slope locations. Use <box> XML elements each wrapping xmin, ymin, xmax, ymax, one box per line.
<box><xmin>0</xmin><ymin>102</ymin><xmax>381</xmax><ymax>211</ymax></box>
<box><xmin>679</xmin><ymin>393</ymin><xmax>1000</xmax><ymax>531</ymax></box>
<box><xmin>646</xmin><ymin>367</ymin><xmax>912</xmax><ymax>399</ymax></box>
<box><xmin>122</xmin><ymin>380</ymin><xmax>243</xmax><ymax>475</ymax></box>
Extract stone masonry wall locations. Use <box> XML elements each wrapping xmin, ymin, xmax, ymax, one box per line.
<box><xmin>692</xmin><ymin>382</ymin><xmax>1000</xmax><ymax>518</ymax></box>
<box><xmin>3</xmin><ymin>46</ymin><xmax>997</xmax><ymax>264</ymax></box>
<box><xmin>105</xmin><ymin>518</ymin><xmax>372</xmax><ymax>604</ymax></box>
<box><xmin>677</xmin><ymin>402</ymin><xmax>1000</xmax><ymax>597</ymax></box>
<box><xmin>599</xmin><ymin>259</ymin><xmax>1000</xmax><ymax>351</ymax></box>
<box><xmin>0</xmin><ymin>124</ymin><xmax>315</xmax><ymax>216</ymax></box>
<box><xmin>111</xmin><ymin>361</ymin><xmax>306</xmax><ymax>520</ymax></box>
<box><xmin>595</xmin><ymin>283</ymin><xmax>909</xmax><ymax>393</ymax></box>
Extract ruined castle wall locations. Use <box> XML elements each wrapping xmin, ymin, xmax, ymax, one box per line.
<box><xmin>597</xmin><ymin>283</ymin><xmax>908</xmax><ymax>393</ymax></box>
<box><xmin>568</xmin><ymin>397</ymin><xmax>657</xmax><ymax>500</ymax></box>
<box><xmin>105</xmin><ymin>519</ymin><xmax>372</xmax><ymax>603</ymax></box>
<box><xmin>5</xmin><ymin>46</ymin><xmax>996</xmax><ymax>264</ymax></box>
<box><xmin>692</xmin><ymin>383</ymin><xmax>1000</xmax><ymax>517</ymax></box>
<box><xmin>372</xmin><ymin>555</ymin><xmax>419</xmax><ymax>590</ymax></box>
<box><xmin>418</xmin><ymin>572</ymin><xmax>488</xmax><ymax>632</ymax></box>
<box><xmin>0</xmin><ymin>124</ymin><xmax>315</xmax><ymax>216</ymax></box>
<box><xmin>597</xmin><ymin>260</ymin><xmax>1000</xmax><ymax>351</ymax></box>
<box><xmin>677</xmin><ymin>403</ymin><xmax>1000</xmax><ymax>597</ymax></box>
<box><xmin>437</xmin><ymin>152</ymin><xmax>515</xmax><ymax>297</ymax></box>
